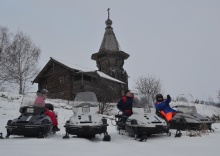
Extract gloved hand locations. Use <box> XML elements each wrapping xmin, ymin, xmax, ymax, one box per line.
<box><xmin>125</xmin><ymin>109</ymin><xmax>133</xmax><ymax>116</ymax></box>
<box><xmin>166</xmin><ymin>95</ymin><xmax>171</xmax><ymax>106</ymax></box>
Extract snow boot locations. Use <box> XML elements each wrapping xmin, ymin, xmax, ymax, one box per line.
<box><xmin>175</xmin><ymin>130</ymin><xmax>182</xmax><ymax>137</ymax></box>
<box><xmin>118</xmin><ymin>122</ymin><xmax>125</xmax><ymax>130</ymax></box>
<box><xmin>52</xmin><ymin>126</ymin><xmax>60</xmax><ymax>131</ymax></box>
<box><xmin>0</xmin><ymin>133</ymin><xmax>4</xmax><ymax>139</ymax></box>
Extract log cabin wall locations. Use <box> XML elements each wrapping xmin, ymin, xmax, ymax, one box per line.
<box><xmin>38</xmin><ymin>62</ymin><xmax>73</xmax><ymax>100</ymax></box>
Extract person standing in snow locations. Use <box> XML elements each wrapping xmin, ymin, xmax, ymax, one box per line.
<box><xmin>154</xmin><ymin>94</ymin><xmax>177</xmax><ymax>122</ymax></box>
<box><xmin>117</xmin><ymin>90</ymin><xmax>134</xmax><ymax>123</ymax></box>
<box><xmin>34</xmin><ymin>89</ymin><xmax>60</xmax><ymax>131</ymax></box>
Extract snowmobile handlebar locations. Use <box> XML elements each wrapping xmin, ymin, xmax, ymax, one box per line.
<box><xmin>115</xmin><ymin>114</ymin><xmax>123</xmax><ymax>119</ymax></box>
<box><xmin>172</xmin><ymin>106</ymin><xmax>178</xmax><ymax>108</ymax></box>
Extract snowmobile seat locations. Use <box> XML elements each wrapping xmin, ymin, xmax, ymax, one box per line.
<box><xmin>156</xmin><ymin>109</ymin><xmax>165</xmax><ymax>119</ymax></box>
<box><xmin>19</xmin><ymin>106</ymin><xmax>46</xmax><ymax>115</ymax></box>
<box><xmin>156</xmin><ymin>109</ymin><xmax>182</xmax><ymax>120</ymax></box>
<box><xmin>45</xmin><ymin>103</ymin><xmax>54</xmax><ymax>111</ymax></box>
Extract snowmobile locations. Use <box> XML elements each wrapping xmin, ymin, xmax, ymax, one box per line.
<box><xmin>5</xmin><ymin>93</ymin><xmax>56</xmax><ymax>138</ymax></box>
<box><xmin>156</xmin><ymin>94</ymin><xmax>215</xmax><ymax>137</ymax></box>
<box><xmin>115</xmin><ymin>94</ymin><xmax>170</xmax><ymax>141</ymax></box>
<box><xmin>63</xmin><ymin>91</ymin><xmax>111</xmax><ymax>141</ymax></box>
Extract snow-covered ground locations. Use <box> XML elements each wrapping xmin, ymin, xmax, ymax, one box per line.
<box><xmin>0</xmin><ymin>92</ymin><xmax>220</xmax><ymax>156</ymax></box>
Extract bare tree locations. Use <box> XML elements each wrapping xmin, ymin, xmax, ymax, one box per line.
<box><xmin>96</xmin><ymin>79</ymin><xmax>119</xmax><ymax>114</ymax></box>
<box><xmin>205</xmin><ymin>96</ymin><xmax>214</xmax><ymax>105</ymax></box>
<box><xmin>0</xmin><ymin>26</ymin><xmax>11</xmax><ymax>89</ymax></box>
<box><xmin>135</xmin><ymin>75</ymin><xmax>163</xmax><ymax>101</ymax></box>
<box><xmin>0</xmin><ymin>26</ymin><xmax>10</xmax><ymax>58</ymax></box>
<box><xmin>3</xmin><ymin>31</ymin><xmax>40</xmax><ymax>94</ymax></box>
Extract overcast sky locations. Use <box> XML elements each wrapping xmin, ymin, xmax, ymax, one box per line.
<box><xmin>1</xmin><ymin>0</ymin><xmax>220</xmax><ymax>101</ymax></box>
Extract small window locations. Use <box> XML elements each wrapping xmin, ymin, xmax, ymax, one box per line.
<box><xmin>83</xmin><ymin>75</ymin><xmax>91</xmax><ymax>82</ymax></box>
<box><xmin>74</xmin><ymin>74</ymin><xmax>81</xmax><ymax>82</ymax></box>
<box><xmin>60</xmin><ymin>92</ymin><xmax>64</xmax><ymax>96</ymax></box>
<box><xmin>44</xmin><ymin>83</ymin><xmax>48</xmax><ymax>89</ymax></box>
<box><xmin>59</xmin><ymin>77</ymin><xmax>64</xmax><ymax>84</ymax></box>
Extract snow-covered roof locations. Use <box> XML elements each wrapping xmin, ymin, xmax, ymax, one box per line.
<box><xmin>96</xmin><ymin>71</ymin><xmax>125</xmax><ymax>84</ymax></box>
<box><xmin>51</xmin><ymin>57</ymin><xmax>94</xmax><ymax>72</ymax></box>
<box><xmin>51</xmin><ymin>57</ymin><xmax>125</xmax><ymax>84</ymax></box>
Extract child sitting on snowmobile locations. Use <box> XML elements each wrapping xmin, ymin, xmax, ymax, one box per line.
<box><xmin>154</xmin><ymin>94</ymin><xmax>177</xmax><ymax>123</ymax></box>
<box><xmin>34</xmin><ymin>89</ymin><xmax>60</xmax><ymax>131</ymax></box>
<box><xmin>117</xmin><ymin>90</ymin><xmax>134</xmax><ymax>124</ymax></box>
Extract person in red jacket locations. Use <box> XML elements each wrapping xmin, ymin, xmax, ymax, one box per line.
<box><xmin>117</xmin><ymin>90</ymin><xmax>134</xmax><ymax>123</ymax></box>
<box><xmin>34</xmin><ymin>89</ymin><xmax>60</xmax><ymax>131</ymax></box>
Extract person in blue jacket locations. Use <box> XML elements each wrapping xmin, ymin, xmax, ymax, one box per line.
<box><xmin>154</xmin><ymin>94</ymin><xmax>177</xmax><ymax>122</ymax></box>
<box><xmin>117</xmin><ymin>90</ymin><xmax>134</xmax><ymax>123</ymax></box>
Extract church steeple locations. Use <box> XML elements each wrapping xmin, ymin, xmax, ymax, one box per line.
<box><xmin>91</xmin><ymin>9</ymin><xmax>129</xmax><ymax>85</ymax></box>
<box><xmin>99</xmin><ymin>8</ymin><xmax>121</xmax><ymax>52</ymax></box>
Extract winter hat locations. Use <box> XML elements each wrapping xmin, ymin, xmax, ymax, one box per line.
<box><xmin>40</xmin><ymin>89</ymin><xmax>48</xmax><ymax>95</ymax></box>
<box><xmin>36</xmin><ymin>89</ymin><xmax>48</xmax><ymax>96</ymax></box>
<box><xmin>156</xmin><ymin>94</ymin><xmax>163</xmax><ymax>102</ymax></box>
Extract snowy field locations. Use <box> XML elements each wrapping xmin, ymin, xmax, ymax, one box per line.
<box><xmin>0</xmin><ymin>92</ymin><xmax>220</xmax><ymax>156</ymax></box>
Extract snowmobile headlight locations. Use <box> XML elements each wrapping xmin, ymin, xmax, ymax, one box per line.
<box><xmin>144</xmin><ymin>108</ymin><xmax>151</xmax><ymax>113</ymax></box>
<box><xmin>26</xmin><ymin>108</ymin><xmax>34</xmax><ymax>113</ymax></box>
<box><xmin>82</xmin><ymin>106</ymin><xmax>90</xmax><ymax>113</ymax></box>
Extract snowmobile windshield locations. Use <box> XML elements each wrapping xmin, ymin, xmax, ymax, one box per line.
<box><xmin>20</xmin><ymin>92</ymin><xmax>37</xmax><ymax>107</ymax></box>
<box><xmin>177</xmin><ymin>96</ymin><xmax>188</xmax><ymax>103</ymax></box>
<box><xmin>176</xmin><ymin>105</ymin><xmax>197</xmax><ymax>113</ymax></box>
<box><xmin>175</xmin><ymin>94</ymin><xmax>197</xmax><ymax>113</ymax></box>
<box><xmin>133</xmin><ymin>94</ymin><xmax>154</xmax><ymax>108</ymax></box>
<box><xmin>71</xmin><ymin>92</ymin><xmax>99</xmax><ymax>107</ymax></box>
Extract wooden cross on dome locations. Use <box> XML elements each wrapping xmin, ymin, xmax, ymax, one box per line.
<box><xmin>107</xmin><ymin>8</ymin><xmax>110</xmax><ymax>19</ymax></box>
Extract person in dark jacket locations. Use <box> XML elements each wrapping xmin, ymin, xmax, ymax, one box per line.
<box><xmin>117</xmin><ymin>90</ymin><xmax>134</xmax><ymax>123</ymax></box>
<box><xmin>154</xmin><ymin>94</ymin><xmax>177</xmax><ymax>122</ymax></box>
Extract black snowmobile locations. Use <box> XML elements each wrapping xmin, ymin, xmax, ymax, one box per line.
<box><xmin>63</xmin><ymin>91</ymin><xmax>111</xmax><ymax>141</ymax></box>
<box><xmin>5</xmin><ymin>93</ymin><xmax>57</xmax><ymax>138</ymax></box>
<box><xmin>156</xmin><ymin>94</ymin><xmax>215</xmax><ymax>137</ymax></box>
<box><xmin>115</xmin><ymin>94</ymin><xmax>170</xmax><ymax>141</ymax></box>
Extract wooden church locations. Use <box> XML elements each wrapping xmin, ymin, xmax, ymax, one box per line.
<box><xmin>33</xmin><ymin>11</ymin><xmax>130</xmax><ymax>102</ymax></box>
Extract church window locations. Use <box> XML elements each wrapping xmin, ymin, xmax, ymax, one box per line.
<box><xmin>59</xmin><ymin>77</ymin><xmax>65</xmax><ymax>84</ymax></box>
